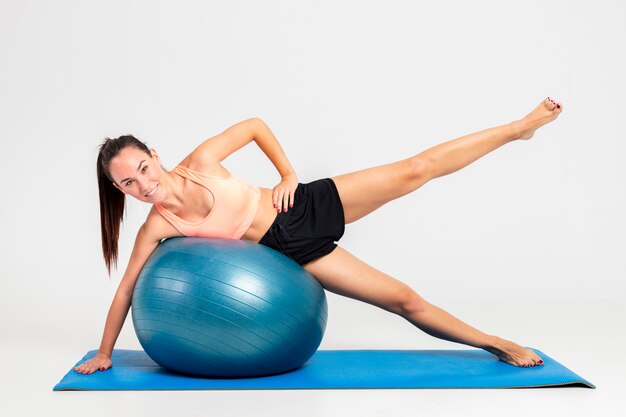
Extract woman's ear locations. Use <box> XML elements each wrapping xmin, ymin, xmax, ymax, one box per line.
<box><xmin>112</xmin><ymin>182</ymin><xmax>125</xmax><ymax>194</ymax></box>
<box><xmin>150</xmin><ymin>148</ymin><xmax>167</xmax><ymax>172</ymax></box>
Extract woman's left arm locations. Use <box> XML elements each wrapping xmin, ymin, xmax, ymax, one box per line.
<box><xmin>193</xmin><ymin>117</ymin><xmax>298</xmax><ymax>212</ymax></box>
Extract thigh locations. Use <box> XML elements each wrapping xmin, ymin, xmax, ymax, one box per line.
<box><xmin>303</xmin><ymin>246</ymin><xmax>426</xmax><ymax>314</ymax></box>
<box><xmin>331</xmin><ymin>157</ymin><xmax>429</xmax><ymax>224</ymax></box>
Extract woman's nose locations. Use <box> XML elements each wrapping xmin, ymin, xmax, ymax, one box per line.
<box><xmin>138</xmin><ymin>180</ymin><xmax>150</xmax><ymax>194</ymax></box>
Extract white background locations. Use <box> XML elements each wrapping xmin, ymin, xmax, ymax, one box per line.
<box><xmin>1</xmin><ymin>0</ymin><xmax>624</xmax><ymax>415</ymax></box>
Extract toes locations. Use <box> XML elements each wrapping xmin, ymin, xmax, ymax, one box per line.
<box><xmin>517</xmin><ymin>354</ymin><xmax>544</xmax><ymax>367</ymax></box>
<box><xmin>546</xmin><ymin>97</ymin><xmax>563</xmax><ymax>111</ymax></box>
<box><xmin>545</xmin><ymin>97</ymin><xmax>558</xmax><ymax>111</ymax></box>
<box><xmin>522</xmin><ymin>357</ymin><xmax>544</xmax><ymax>367</ymax></box>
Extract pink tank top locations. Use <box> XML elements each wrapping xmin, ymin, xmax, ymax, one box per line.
<box><xmin>154</xmin><ymin>165</ymin><xmax>261</xmax><ymax>239</ymax></box>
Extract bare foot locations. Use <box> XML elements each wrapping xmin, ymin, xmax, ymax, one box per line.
<box><xmin>513</xmin><ymin>97</ymin><xmax>564</xmax><ymax>141</ymax></box>
<box><xmin>485</xmin><ymin>337</ymin><xmax>544</xmax><ymax>367</ymax></box>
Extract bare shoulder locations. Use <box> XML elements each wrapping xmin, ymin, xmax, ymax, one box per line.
<box><xmin>176</xmin><ymin>152</ymin><xmax>231</xmax><ymax>178</ymax></box>
<box><xmin>144</xmin><ymin>206</ymin><xmax>183</xmax><ymax>240</ymax></box>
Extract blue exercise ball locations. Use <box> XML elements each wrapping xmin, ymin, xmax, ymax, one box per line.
<box><xmin>131</xmin><ymin>237</ymin><xmax>328</xmax><ymax>378</ymax></box>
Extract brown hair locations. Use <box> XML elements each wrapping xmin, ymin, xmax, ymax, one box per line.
<box><xmin>96</xmin><ymin>135</ymin><xmax>151</xmax><ymax>275</ymax></box>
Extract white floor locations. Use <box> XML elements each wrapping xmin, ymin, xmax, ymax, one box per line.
<box><xmin>4</xmin><ymin>299</ymin><xmax>623</xmax><ymax>417</ymax></box>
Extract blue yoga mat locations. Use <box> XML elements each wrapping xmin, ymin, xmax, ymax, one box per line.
<box><xmin>53</xmin><ymin>348</ymin><xmax>594</xmax><ymax>390</ymax></box>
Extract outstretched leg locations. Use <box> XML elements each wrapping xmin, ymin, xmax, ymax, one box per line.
<box><xmin>333</xmin><ymin>97</ymin><xmax>563</xmax><ymax>224</ymax></box>
<box><xmin>304</xmin><ymin>246</ymin><xmax>544</xmax><ymax>367</ymax></box>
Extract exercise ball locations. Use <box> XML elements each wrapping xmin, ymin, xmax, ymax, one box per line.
<box><xmin>131</xmin><ymin>237</ymin><xmax>328</xmax><ymax>378</ymax></box>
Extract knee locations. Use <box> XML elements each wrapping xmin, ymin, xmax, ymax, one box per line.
<box><xmin>407</xmin><ymin>155</ymin><xmax>432</xmax><ymax>183</ymax></box>
<box><xmin>392</xmin><ymin>286</ymin><xmax>428</xmax><ymax>317</ymax></box>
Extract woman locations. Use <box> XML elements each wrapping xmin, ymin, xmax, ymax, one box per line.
<box><xmin>75</xmin><ymin>97</ymin><xmax>563</xmax><ymax>374</ymax></box>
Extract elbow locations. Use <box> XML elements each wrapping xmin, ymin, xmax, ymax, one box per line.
<box><xmin>249</xmin><ymin>117</ymin><xmax>268</xmax><ymax>143</ymax></box>
<box><xmin>251</xmin><ymin>117</ymin><xmax>265</xmax><ymax>132</ymax></box>
<box><xmin>250</xmin><ymin>117</ymin><xmax>270</xmax><ymax>131</ymax></box>
<box><xmin>116</xmin><ymin>284</ymin><xmax>135</xmax><ymax>302</ymax></box>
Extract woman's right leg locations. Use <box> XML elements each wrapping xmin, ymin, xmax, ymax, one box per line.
<box><xmin>304</xmin><ymin>246</ymin><xmax>544</xmax><ymax>367</ymax></box>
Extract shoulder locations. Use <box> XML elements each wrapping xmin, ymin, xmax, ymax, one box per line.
<box><xmin>144</xmin><ymin>206</ymin><xmax>183</xmax><ymax>239</ymax></box>
<box><xmin>175</xmin><ymin>153</ymin><xmax>231</xmax><ymax>178</ymax></box>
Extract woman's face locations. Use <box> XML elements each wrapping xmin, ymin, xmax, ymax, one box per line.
<box><xmin>109</xmin><ymin>146</ymin><xmax>166</xmax><ymax>203</ymax></box>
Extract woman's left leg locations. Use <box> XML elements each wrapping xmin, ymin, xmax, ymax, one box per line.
<box><xmin>304</xmin><ymin>246</ymin><xmax>544</xmax><ymax>367</ymax></box>
<box><xmin>333</xmin><ymin>98</ymin><xmax>563</xmax><ymax>224</ymax></box>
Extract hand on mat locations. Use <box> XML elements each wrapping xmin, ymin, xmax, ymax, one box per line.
<box><xmin>73</xmin><ymin>352</ymin><xmax>112</xmax><ymax>375</ymax></box>
<box><xmin>273</xmin><ymin>173</ymin><xmax>298</xmax><ymax>213</ymax></box>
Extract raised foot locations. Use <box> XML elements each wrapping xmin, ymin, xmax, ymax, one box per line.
<box><xmin>513</xmin><ymin>97</ymin><xmax>564</xmax><ymax>141</ymax></box>
<box><xmin>486</xmin><ymin>337</ymin><xmax>544</xmax><ymax>367</ymax></box>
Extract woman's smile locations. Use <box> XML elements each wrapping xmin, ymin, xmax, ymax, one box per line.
<box><xmin>145</xmin><ymin>184</ymin><xmax>159</xmax><ymax>197</ymax></box>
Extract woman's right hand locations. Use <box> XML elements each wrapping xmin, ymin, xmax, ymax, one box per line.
<box><xmin>73</xmin><ymin>352</ymin><xmax>112</xmax><ymax>374</ymax></box>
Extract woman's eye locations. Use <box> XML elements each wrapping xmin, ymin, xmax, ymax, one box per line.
<box><xmin>125</xmin><ymin>181</ymin><xmax>132</xmax><ymax>187</ymax></box>
<box><xmin>142</xmin><ymin>166</ymin><xmax>148</xmax><ymax>173</ymax></box>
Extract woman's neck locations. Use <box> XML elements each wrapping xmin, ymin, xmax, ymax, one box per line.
<box><xmin>155</xmin><ymin>169</ymin><xmax>187</xmax><ymax>212</ymax></box>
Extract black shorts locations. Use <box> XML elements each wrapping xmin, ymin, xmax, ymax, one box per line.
<box><xmin>258</xmin><ymin>178</ymin><xmax>345</xmax><ymax>265</ymax></box>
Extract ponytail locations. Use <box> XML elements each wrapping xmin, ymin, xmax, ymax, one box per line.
<box><xmin>96</xmin><ymin>135</ymin><xmax>150</xmax><ymax>275</ymax></box>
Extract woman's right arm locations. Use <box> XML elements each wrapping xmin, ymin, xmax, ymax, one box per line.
<box><xmin>74</xmin><ymin>222</ymin><xmax>162</xmax><ymax>374</ymax></box>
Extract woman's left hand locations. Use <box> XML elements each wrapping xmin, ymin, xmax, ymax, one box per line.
<box><xmin>272</xmin><ymin>173</ymin><xmax>298</xmax><ymax>213</ymax></box>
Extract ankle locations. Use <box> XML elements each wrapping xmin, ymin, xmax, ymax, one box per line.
<box><xmin>508</xmin><ymin>120</ymin><xmax>526</xmax><ymax>141</ymax></box>
<box><xmin>482</xmin><ymin>335</ymin><xmax>502</xmax><ymax>350</ymax></box>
